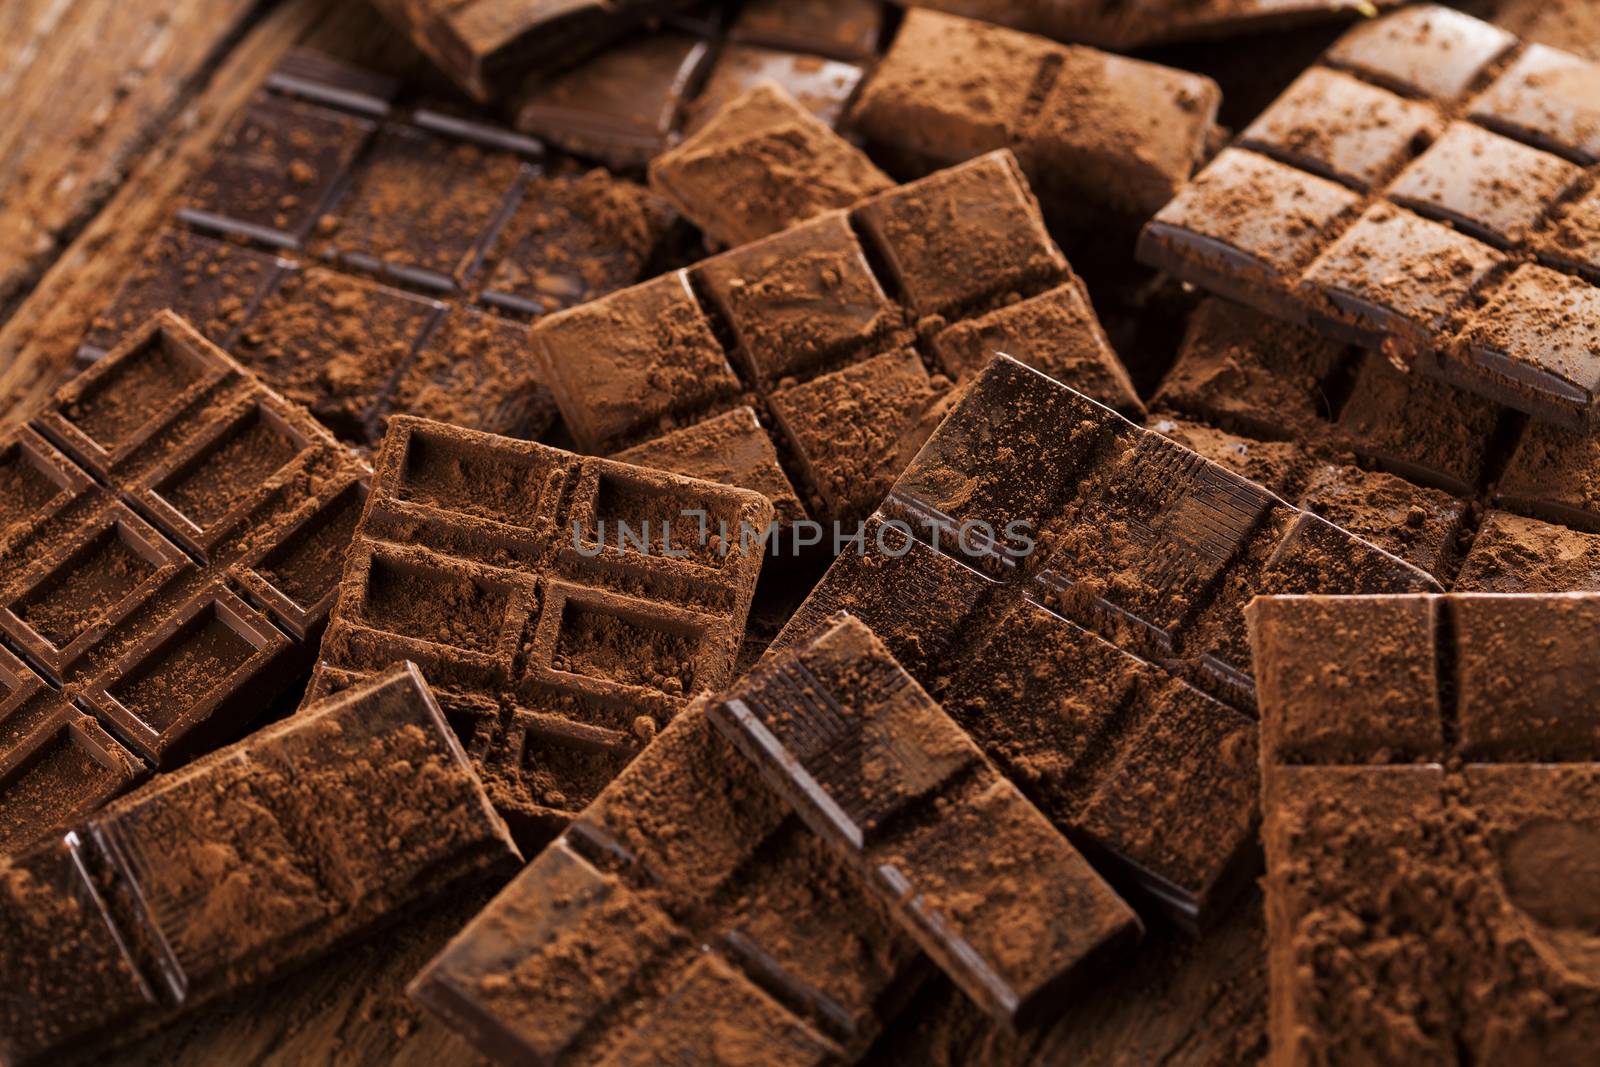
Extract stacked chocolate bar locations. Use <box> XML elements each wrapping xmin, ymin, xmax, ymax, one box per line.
<box><xmin>8</xmin><ymin>1</ymin><xmax>1600</xmax><ymax>1064</ymax></box>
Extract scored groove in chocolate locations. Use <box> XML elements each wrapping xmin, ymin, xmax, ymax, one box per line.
<box><xmin>1139</xmin><ymin>4</ymin><xmax>1600</xmax><ymax>430</ymax></box>
<box><xmin>311</xmin><ymin>415</ymin><xmax>772</xmax><ymax>845</ymax></box>
<box><xmin>766</xmin><ymin>355</ymin><xmax>1440</xmax><ymax>930</ymax></box>
<box><xmin>409</xmin><ymin>695</ymin><xmax>923</xmax><ymax>1066</ymax></box>
<box><xmin>532</xmin><ymin>149</ymin><xmax>1143</xmax><ymax>524</ymax></box>
<box><xmin>82</xmin><ymin>49</ymin><xmax>680</xmax><ymax>447</ymax></box>
<box><xmin>0</xmin><ymin>662</ymin><xmax>519</xmax><ymax>1067</ymax></box>
<box><xmin>1250</xmin><ymin>593</ymin><xmax>1600</xmax><ymax>1064</ymax></box>
<box><xmin>0</xmin><ymin>312</ymin><xmax>369</xmax><ymax>857</ymax></box>
<box><xmin>712</xmin><ymin>613</ymin><xmax>1142</xmax><ymax>1028</ymax></box>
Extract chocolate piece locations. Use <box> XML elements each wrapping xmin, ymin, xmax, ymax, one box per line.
<box><xmin>1297</xmin><ymin>462</ymin><xmax>1466</xmax><ymax>579</ymax></box>
<box><xmin>314</xmin><ymin>416</ymin><xmax>772</xmax><ymax>841</ymax></box>
<box><xmin>728</xmin><ymin>0</ymin><xmax>885</xmax><ymax>60</ymax></box>
<box><xmin>1155</xmin><ymin>298</ymin><xmax>1341</xmax><ymax>442</ymax></box>
<box><xmin>899</xmin><ymin>0</ymin><xmax>1399</xmax><ymax>51</ymax></box>
<box><xmin>409</xmin><ymin>698</ymin><xmax>922</xmax><ymax>1065</ymax></box>
<box><xmin>770</xmin><ymin>356</ymin><xmax>1439</xmax><ymax>928</ymax></box>
<box><xmin>1334</xmin><ymin>352</ymin><xmax>1500</xmax><ymax>496</ymax></box>
<box><xmin>1250</xmin><ymin>593</ymin><xmax>1600</xmax><ymax>1064</ymax></box>
<box><xmin>0</xmin><ymin>663</ymin><xmax>518</xmax><ymax>1067</ymax></box>
<box><xmin>535</xmin><ymin>152</ymin><xmax>1135</xmax><ymax>523</ymax></box>
<box><xmin>367</xmin><ymin>0</ymin><xmax>697</xmax><ymax>101</ymax></box>
<box><xmin>848</xmin><ymin>11</ymin><xmax>1221</xmax><ymax>221</ymax></box>
<box><xmin>650</xmin><ymin>82</ymin><xmax>892</xmax><ymax>247</ymax></box>
<box><xmin>0</xmin><ymin>313</ymin><xmax>367</xmax><ymax>855</ymax></box>
<box><xmin>1498</xmin><ymin>416</ymin><xmax>1600</xmax><ymax>531</ymax></box>
<box><xmin>1140</xmin><ymin>6</ymin><xmax>1600</xmax><ymax>430</ymax></box>
<box><xmin>714</xmin><ymin>614</ymin><xmax>1141</xmax><ymax>1027</ymax></box>
<box><xmin>94</xmin><ymin>52</ymin><xmax>678</xmax><ymax>447</ymax></box>
<box><xmin>1455</xmin><ymin>510</ymin><xmax>1600</xmax><ymax>592</ymax></box>
<box><xmin>683</xmin><ymin>44</ymin><xmax>867</xmax><ymax>137</ymax></box>
<box><xmin>513</xmin><ymin>32</ymin><xmax>712</xmax><ymax>168</ymax></box>
<box><xmin>1152</xmin><ymin>417</ymin><xmax>1307</xmax><ymax>497</ymax></box>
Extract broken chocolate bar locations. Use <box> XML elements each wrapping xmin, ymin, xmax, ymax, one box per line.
<box><xmin>767</xmin><ymin>355</ymin><xmax>1440</xmax><ymax>929</ymax></box>
<box><xmin>1250</xmin><ymin>593</ymin><xmax>1600</xmax><ymax>1064</ymax></box>
<box><xmin>87</xmin><ymin>50</ymin><xmax>678</xmax><ymax>447</ymax></box>
<box><xmin>899</xmin><ymin>0</ymin><xmax>1400</xmax><ymax>51</ymax></box>
<box><xmin>649</xmin><ymin>82</ymin><xmax>893</xmax><ymax>247</ymax></box>
<box><xmin>312</xmin><ymin>415</ymin><xmax>772</xmax><ymax>844</ymax></box>
<box><xmin>713</xmin><ymin>613</ymin><xmax>1142</xmax><ymax>1027</ymax></box>
<box><xmin>0</xmin><ymin>662</ymin><xmax>518</xmax><ymax>1067</ymax></box>
<box><xmin>531</xmin><ymin>150</ymin><xmax>1140</xmax><ymax>522</ymax></box>
<box><xmin>409</xmin><ymin>696</ymin><xmax>923</xmax><ymax>1066</ymax></box>
<box><xmin>0</xmin><ymin>312</ymin><xmax>367</xmax><ymax>857</ymax></box>
<box><xmin>1140</xmin><ymin>5</ymin><xmax>1600</xmax><ymax>430</ymax></box>
<box><xmin>367</xmin><ymin>0</ymin><xmax>700</xmax><ymax>102</ymax></box>
<box><xmin>847</xmin><ymin>10</ymin><xmax>1222</xmax><ymax>220</ymax></box>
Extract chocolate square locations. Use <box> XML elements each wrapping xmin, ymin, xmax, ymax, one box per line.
<box><xmin>179</xmin><ymin>95</ymin><xmax>374</xmax><ymax>249</ymax></box>
<box><xmin>1455</xmin><ymin>511</ymin><xmax>1600</xmax><ymax>593</ymax></box>
<box><xmin>1497</xmin><ymin>418</ymin><xmax>1600</xmax><ymax>532</ymax></box>
<box><xmin>1537</xmin><ymin>182</ymin><xmax>1600</xmax><ymax>278</ymax></box>
<box><xmin>528</xmin><ymin>271</ymin><xmax>740</xmax><ymax>453</ymax></box>
<box><xmin>323</xmin><ymin>125</ymin><xmax>525</xmax><ymax>290</ymax></box>
<box><xmin>1299</xmin><ymin>204</ymin><xmax>1505</xmax><ymax>346</ymax></box>
<box><xmin>1452</xmin><ymin>263</ymin><xmax>1600</xmax><ymax>418</ymax></box>
<box><xmin>1335</xmin><ymin>352</ymin><xmax>1499</xmax><ymax>495</ymax></box>
<box><xmin>684</xmin><ymin>45</ymin><xmax>865</xmax><ymax>136</ymax></box>
<box><xmin>614</xmin><ymin>406</ymin><xmax>805</xmax><ymax>523</ymax></box>
<box><xmin>1469</xmin><ymin>44</ymin><xmax>1600</xmax><ymax>163</ymax></box>
<box><xmin>388</xmin><ymin>309</ymin><xmax>558</xmax><ymax>442</ymax></box>
<box><xmin>1324</xmin><ymin>3</ymin><xmax>1515</xmax><ymax>98</ymax></box>
<box><xmin>1239</xmin><ymin>67</ymin><xmax>1438</xmax><ymax>190</ymax></box>
<box><xmin>1388</xmin><ymin>122</ymin><xmax>1583</xmax><ymax>246</ymax></box>
<box><xmin>1298</xmin><ymin>462</ymin><xmax>1464</xmax><ymax>578</ymax></box>
<box><xmin>728</xmin><ymin>0</ymin><xmax>884</xmax><ymax>60</ymax></box>
<box><xmin>854</xmin><ymin>152</ymin><xmax>1067</xmax><ymax>317</ymax></box>
<box><xmin>693</xmin><ymin>212</ymin><xmax>899</xmax><ymax>386</ymax></box>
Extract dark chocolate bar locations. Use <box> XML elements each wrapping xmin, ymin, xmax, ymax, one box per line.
<box><xmin>1139</xmin><ymin>5</ymin><xmax>1600</xmax><ymax>430</ymax></box>
<box><xmin>898</xmin><ymin>0</ymin><xmax>1401</xmax><ymax>51</ymax></box>
<box><xmin>531</xmin><ymin>150</ymin><xmax>1141</xmax><ymax>523</ymax></box>
<box><xmin>649</xmin><ymin>82</ymin><xmax>893</xmax><ymax>247</ymax></box>
<box><xmin>86</xmin><ymin>50</ymin><xmax>679</xmax><ymax>447</ymax></box>
<box><xmin>766</xmin><ymin>355</ymin><xmax>1440</xmax><ymax>929</ymax></box>
<box><xmin>0</xmin><ymin>662</ymin><xmax>518</xmax><ymax>1067</ymax></box>
<box><xmin>409</xmin><ymin>695</ymin><xmax>923</xmax><ymax>1066</ymax></box>
<box><xmin>713</xmin><ymin>613</ymin><xmax>1141</xmax><ymax>1027</ymax></box>
<box><xmin>367</xmin><ymin>0</ymin><xmax>700</xmax><ymax>102</ymax></box>
<box><xmin>312</xmin><ymin>415</ymin><xmax>772</xmax><ymax>843</ymax></box>
<box><xmin>1249</xmin><ymin>593</ymin><xmax>1600</xmax><ymax>1064</ymax></box>
<box><xmin>0</xmin><ymin>312</ymin><xmax>367</xmax><ymax>857</ymax></box>
<box><xmin>847</xmin><ymin>10</ymin><xmax>1222</xmax><ymax>220</ymax></box>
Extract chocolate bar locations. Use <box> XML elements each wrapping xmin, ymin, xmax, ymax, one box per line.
<box><xmin>513</xmin><ymin>5</ymin><xmax>882</xmax><ymax>168</ymax></box>
<box><xmin>409</xmin><ymin>695</ymin><xmax>923</xmax><ymax>1066</ymax></box>
<box><xmin>312</xmin><ymin>415</ymin><xmax>772</xmax><ymax>843</ymax></box>
<box><xmin>1249</xmin><ymin>593</ymin><xmax>1600</xmax><ymax>1064</ymax></box>
<box><xmin>531</xmin><ymin>150</ymin><xmax>1141</xmax><ymax>523</ymax></box>
<box><xmin>85</xmin><ymin>50</ymin><xmax>680</xmax><ymax>447</ymax></box>
<box><xmin>766</xmin><ymin>355</ymin><xmax>1440</xmax><ymax>929</ymax></box>
<box><xmin>367</xmin><ymin>0</ymin><xmax>700</xmax><ymax>102</ymax></box>
<box><xmin>0</xmin><ymin>662</ymin><xmax>518</xmax><ymax>1067</ymax></box>
<box><xmin>898</xmin><ymin>0</ymin><xmax>1401</xmax><ymax>51</ymax></box>
<box><xmin>1140</xmin><ymin>5</ymin><xmax>1600</xmax><ymax>430</ymax></box>
<box><xmin>713</xmin><ymin>613</ymin><xmax>1141</xmax><ymax>1027</ymax></box>
<box><xmin>847</xmin><ymin>10</ymin><xmax>1222</xmax><ymax>221</ymax></box>
<box><xmin>649</xmin><ymin>82</ymin><xmax>893</xmax><ymax>247</ymax></box>
<box><xmin>0</xmin><ymin>312</ymin><xmax>367</xmax><ymax>857</ymax></box>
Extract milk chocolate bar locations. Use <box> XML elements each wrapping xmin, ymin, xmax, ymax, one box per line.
<box><xmin>368</xmin><ymin>0</ymin><xmax>700</xmax><ymax>102</ymax></box>
<box><xmin>848</xmin><ymin>10</ymin><xmax>1222</xmax><ymax>221</ymax></box>
<box><xmin>713</xmin><ymin>614</ymin><xmax>1141</xmax><ymax>1027</ymax></box>
<box><xmin>1140</xmin><ymin>5</ymin><xmax>1600</xmax><ymax>430</ymax></box>
<box><xmin>513</xmin><ymin>4</ymin><xmax>883</xmax><ymax>168</ymax></box>
<box><xmin>86</xmin><ymin>50</ymin><xmax>679</xmax><ymax>446</ymax></box>
<box><xmin>768</xmin><ymin>356</ymin><xmax>1440</xmax><ymax>928</ymax></box>
<box><xmin>0</xmin><ymin>662</ymin><xmax>518</xmax><ymax>1067</ymax></box>
<box><xmin>1250</xmin><ymin>593</ymin><xmax>1600</xmax><ymax>1065</ymax></box>
<box><xmin>409</xmin><ymin>696</ymin><xmax>923</xmax><ymax>1066</ymax></box>
<box><xmin>0</xmin><ymin>312</ymin><xmax>367</xmax><ymax>857</ymax></box>
<box><xmin>900</xmin><ymin>0</ymin><xmax>1401</xmax><ymax>51</ymax></box>
<box><xmin>531</xmin><ymin>150</ymin><xmax>1141</xmax><ymax>524</ymax></box>
<box><xmin>312</xmin><ymin>415</ymin><xmax>772</xmax><ymax>843</ymax></box>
